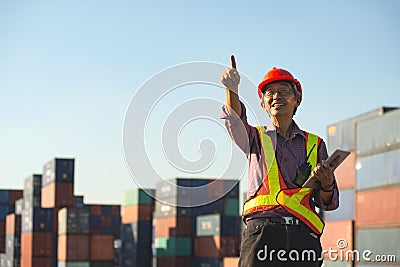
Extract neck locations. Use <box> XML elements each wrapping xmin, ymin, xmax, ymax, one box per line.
<box><xmin>271</xmin><ymin>116</ymin><xmax>293</xmax><ymax>138</ymax></box>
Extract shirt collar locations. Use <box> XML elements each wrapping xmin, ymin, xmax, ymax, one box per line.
<box><xmin>264</xmin><ymin>120</ymin><xmax>306</xmax><ymax>140</ymax></box>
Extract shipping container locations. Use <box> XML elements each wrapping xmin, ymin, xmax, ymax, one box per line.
<box><xmin>21</xmin><ymin>256</ymin><xmax>52</xmax><ymax>267</ymax></box>
<box><xmin>206</xmin><ymin>179</ymin><xmax>240</xmax><ymax>199</ymax></box>
<box><xmin>90</xmin><ymin>235</ymin><xmax>114</xmax><ymax>261</ymax></box>
<box><xmin>322</xmin><ymin>259</ymin><xmax>352</xmax><ymax>267</ymax></box>
<box><xmin>155</xmin><ymin>216</ymin><xmax>193</xmax><ymax>238</ymax></box>
<box><xmin>153</xmin><ymin>256</ymin><xmax>192</xmax><ymax>267</ymax></box>
<box><xmin>324</xmin><ymin>189</ymin><xmax>355</xmax><ymax>222</ymax></box>
<box><xmin>58</xmin><ymin>261</ymin><xmax>90</xmax><ymax>267</ymax></box>
<box><xmin>15</xmin><ymin>199</ymin><xmax>23</xmax><ymax>215</ymax></box>
<box><xmin>0</xmin><ymin>253</ymin><xmax>6</xmax><ymax>267</ymax></box>
<box><xmin>42</xmin><ymin>158</ymin><xmax>75</xmax><ymax>186</ymax></box>
<box><xmin>156</xmin><ymin>178</ymin><xmax>197</xmax><ymax>200</ymax></box>
<box><xmin>20</xmin><ymin>232</ymin><xmax>53</xmax><ymax>257</ymax></box>
<box><xmin>356</xmin><ymin>149</ymin><xmax>400</xmax><ymax>190</ymax></box>
<box><xmin>154</xmin><ymin>198</ymin><xmax>192</xmax><ymax>218</ymax></box>
<box><xmin>41</xmin><ymin>182</ymin><xmax>74</xmax><ymax>208</ymax></box>
<box><xmin>356</xmin><ymin>109</ymin><xmax>400</xmax><ymax>156</ymax></box>
<box><xmin>192</xmin><ymin>257</ymin><xmax>220</xmax><ymax>267</ymax></box>
<box><xmin>121</xmin><ymin>221</ymin><xmax>152</xmax><ymax>244</ymax></box>
<box><xmin>193</xmin><ymin>236</ymin><xmax>240</xmax><ymax>258</ymax></box>
<box><xmin>0</xmin><ymin>206</ymin><xmax>9</xmax><ymax>221</ymax></box>
<box><xmin>21</xmin><ymin>207</ymin><xmax>53</xmax><ymax>232</ymax></box>
<box><xmin>6</xmin><ymin>234</ymin><xmax>20</xmax><ymax>258</ymax></box>
<box><xmin>122</xmin><ymin>205</ymin><xmax>153</xmax><ymax>222</ymax></box>
<box><xmin>320</xmin><ymin>220</ymin><xmax>354</xmax><ymax>259</ymax></box>
<box><xmin>89</xmin><ymin>262</ymin><xmax>114</xmax><ymax>267</ymax></box>
<box><xmin>223</xmin><ymin>257</ymin><xmax>240</xmax><ymax>267</ymax></box>
<box><xmin>7</xmin><ymin>190</ymin><xmax>23</xmax><ymax>205</ymax></box>
<box><xmin>196</xmin><ymin>214</ymin><xmax>241</xmax><ymax>236</ymax></box>
<box><xmin>0</xmin><ymin>235</ymin><xmax>4</xmax><ymax>253</ymax></box>
<box><xmin>23</xmin><ymin>175</ymin><xmax>42</xmax><ymax>199</ymax></box>
<box><xmin>356</xmin><ymin>187</ymin><xmax>400</xmax><ymax>227</ymax></box>
<box><xmin>124</xmin><ymin>188</ymin><xmax>155</xmax><ymax>206</ymax></box>
<box><xmin>6</xmin><ymin>256</ymin><xmax>20</xmax><ymax>267</ymax></box>
<box><xmin>58</xmin><ymin>207</ymin><xmax>90</xmax><ymax>234</ymax></box>
<box><xmin>0</xmin><ymin>191</ymin><xmax>9</xmax><ymax>204</ymax></box>
<box><xmin>74</xmin><ymin>196</ymin><xmax>85</xmax><ymax>208</ymax></box>
<box><xmin>6</xmin><ymin>214</ymin><xmax>21</xmax><ymax>235</ymax></box>
<box><xmin>58</xmin><ymin>234</ymin><xmax>90</xmax><ymax>261</ymax></box>
<box><xmin>155</xmin><ymin>237</ymin><xmax>191</xmax><ymax>257</ymax></box>
<box><xmin>356</xmin><ymin>227</ymin><xmax>400</xmax><ymax>264</ymax></box>
<box><xmin>327</xmin><ymin>107</ymin><xmax>397</xmax><ymax>154</ymax></box>
<box><xmin>334</xmin><ymin>151</ymin><xmax>356</xmax><ymax>190</ymax></box>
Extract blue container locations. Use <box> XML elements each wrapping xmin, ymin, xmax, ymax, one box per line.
<box><xmin>90</xmin><ymin>215</ymin><xmax>101</xmax><ymax>228</ymax></box>
<box><xmin>0</xmin><ymin>205</ymin><xmax>9</xmax><ymax>220</ymax></box>
<box><xmin>101</xmin><ymin>205</ymin><xmax>112</xmax><ymax>216</ymax></box>
<box><xmin>21</xmin><ymin>207</ymin><xmax>53</xmax><ymax>232</ymax></box>
<box><xmin>42</xmin><ymin>158</ymin><xmax>75</xmax><ymax>186</ymax></box>
<box><xmin>0</xmin><ymin>190</ymin><xmax>10</xmax><ymax>204</ymax></box>
<box><xmin>193</xmin><ymin>258</ymin><xmax>220</xmax><ymax>267</ymax></box>
<box><xmin>74</xmin><ymin>196</ymin><xmax>85</xmax><ymax>208</ymax></box>
<box><xmin>324</xmin><ymin>188</ymin><xmax>354</xmax><ymax>222</ymax></box>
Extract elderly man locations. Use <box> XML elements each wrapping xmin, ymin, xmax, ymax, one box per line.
<box><xmin>221</xmin><ymin>66</ymin><xmax>339</xmax><ymax>267</ymax></box>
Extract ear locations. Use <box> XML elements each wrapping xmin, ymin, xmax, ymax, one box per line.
<box><xmin>296</xmin><ymin>94</ymin><xmax>302</xmax><ymax>107</ymax></box>
<box><xmin>260</xmin><ymin>100</ymin><xmax>266</xmax><ymax>110</ymax></box>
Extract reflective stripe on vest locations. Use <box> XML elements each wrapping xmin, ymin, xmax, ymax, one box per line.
<box><xmin>242</xmin><ymin>126</ymin><xmax>325</xmax><ymax>234</ymax></box>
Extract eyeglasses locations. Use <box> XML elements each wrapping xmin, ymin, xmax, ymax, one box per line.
<box><xmin>263</xmin><ymin>87</ymin><xmax>293</xmax><ymax>98</ymax></box>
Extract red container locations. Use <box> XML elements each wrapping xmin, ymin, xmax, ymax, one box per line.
<box><xmin>155</xmin><ymin>257</ymin><xmax>192</xmax><ymax>267</ymax></box>
<box><xmin>90</xmin><ymin>235</ymin><xmax>114</xmax><ymax>260</ymax></box>
<box><xmin>100</xmin><ymin>216</ymin><xmax>112</xmax><ymax>228</ymax></box>
<box><xmin>334</xmin><ymin>151</ymin><xmax>356</xmax><ymax>189</ymax></box>
<box><xmin>21</xmin><ymin>232</ymin><xmax>53</xmax><ymax>257</ymax></box>
<box><xmin>21</xmin><ymin>256</ymin><xmax>52</xmax><ymax>267</ymax></box>
<box><xmin>112</xmin><ymin>205</ymin><xmax>121</xmax><ymax>216</ymax></box>
<box><xmin>194</xmin><ymin>236</ymin><xmax>240</xmax><ymax>257</ymax></box>
<box><xmin>356</xmin><ymin>186</ymin><xmax>400</xmax><ymax>227</ymax></box>
<box><xmin>155</xmin><ymin>216</ymin><xmax>192</xmax><ymax>237</ymax></box>
<box><xmin>41</xmin><ymin>182</ymin><xmax>74</xmax><ymax>208</ymax></box>
<box><xmin>122</xmin><ymin>204</ymin><xmax>153</xmax><ymax>223</ymax></box>
<box><xmin>58</xmin><ymin>234</ymin><xmax>90</xmax><ymax>261</ymax></box>
<box><xmin>8</xmin><ymin>190</ymin><xmax>23</xmax><ymax>204</ymax></box>
<box><xmin>320</xmin><ymin>220</ymin><xmax>354</xmax><ymax>259</ymax></box>
<box><xmin>90</xmin><ymin>205</ymin><xmax>102</xmax><ymax>216</ymax></box>
<box><xmin>0</xmin><ymin>220</ymin><xmax>5</xmax><ymax>234</ymax></box>
<box><xmin>6</xmin><ymin>213</ymin><xmax>21</xmax><ymax>235</ymax></box>
<box><xmin>0</xmin><ymin>235</ymin><xmax>4</xmax><ymax>253</ymax></box>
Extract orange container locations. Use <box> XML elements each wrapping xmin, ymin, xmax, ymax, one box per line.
<box><xmin>356</xmin><ymin>186</ymin><xmax>400</xmax><ymax>227</ymax></box>
<box><xmin>6</xmin><ymin>213</ymin><xmax>21</xmax><ymax>235</ymax></box>
<box><xmin>193</xmin><ymin>236</ymin><xmax>240</xmax><ymax>257</ymax></box>
<box><xmin>122</xmin><ymin>204</ymin><xmax>153</xmax><ymax>223</ymax></box>
<box><xmin>334</xmin><ymin>151</ymin><xmax>356</xmax><ymax>189</ymax></box>
<box><xmin>155</xmin><ymin>216</ymin><xmax>192</xmax><ymax>237</ymax></box>
<box><xmin>320</xmin><ymin>220</ymin><xmax>353</xmax><ymax>259</ymax></box>
<box><xmin>58</xmin><ymin>234</ymin><xmax>90</xmax><ymax>261</ymax></box>
<box><xmin>21</xmin><ymin>232</ymin><xmax>53</xmax><ymax>257</ymax></box>
<box><xmin>223</xmin><ymin>257</ymin><xmax>240</xmax><ymax>267</ymax></box>
<box><xmin>41</xmin><ymin>182</ymin><xmax>74</xmax><ymax>208</ymax></box>
<box><xmin>90</xmin><ymin>235</ymin><xmax>114</xmax><ymax>260</ymax></box>
<box><xmin>21</xmin><ymin>256</ymin><xmax>52</xmax><ymax>267</ymax></box>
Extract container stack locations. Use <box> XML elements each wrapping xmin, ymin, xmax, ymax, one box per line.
<box><xmin>322</xmin><ymin>107</ymin><xmax>399</xmax><ymax>267</ymax></box>
<box><xmin>120</xmin><ymin>188</ymin><xmax>155</xmax><ymax>267</ymax></box>
<box><xmin>5</xmin><ymin>213</ymin><xmax>22</xmax><ymax>267</ymax></box>
<box><xmin>58</xmin><ymin>207</ymin><xmax>90</xmax><ymax>266</ymax></box>
<box><xmin>88</xmin><ymin>204</ymin><xmax>121</xmax><ymax>267</ymax></box>
<box><xmin>355</xmin><ymin>109</ymin><xmax>400</xmax><ymax>266</ymax></box>
<box><xmin>154</xmin><ymin>178</ymin><xmax>240</xmax><ymax>267</ymax></box>
<box><xmin>0</xmin><ymin>190</ymin><xmax>23</xmax><ymax>254</ymax></box>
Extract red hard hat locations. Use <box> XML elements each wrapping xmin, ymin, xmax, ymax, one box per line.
<box><xmin>257</xmin><ymin>67</ymin><xmax>302</xmax><ymax>98</ymax></box>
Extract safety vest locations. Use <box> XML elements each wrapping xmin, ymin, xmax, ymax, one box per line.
<box><xmin>242</xmin><ymin>126</ymin><xmax>325</xmax><ymax>234</ymax></box>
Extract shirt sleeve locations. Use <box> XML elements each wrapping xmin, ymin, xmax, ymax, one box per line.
<box><xmin>220</xmin><ymin>101</ymin><xmax>259</xmax><ymax>156</ymax></box>
<box><xmin>313</xmin><ymin>140</ymin><xmax>339</xmax><ymax>211</ymax></box>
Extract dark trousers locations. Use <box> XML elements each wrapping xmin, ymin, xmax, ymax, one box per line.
<box><xmin>238</xmin><ymin>218</ymin><xmax>323</xmax><ymax>267</ymax></box>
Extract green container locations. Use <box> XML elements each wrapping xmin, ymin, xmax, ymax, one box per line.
<box><xmin>155</xmin><ymin>237</ymin><xmax>192</xmax><ymax>256</ymax></box>
<box><xmin>58</xmin><ymin>262</ymin><xmax>90</xmax><ymax>267</ymax></box>
<box><xmin>124</xmin><ymin>188</ymin><xmax>154</xmax><ymax>206</ymax></box>
<box><xmin>224</xmin><ymin>198</ymin><xmax>239</xmax><ymax>216</ymax></box>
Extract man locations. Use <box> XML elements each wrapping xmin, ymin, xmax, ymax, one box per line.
<box><xmin>220</xmin><ymin>66</ymin><xmax>339</xmax><ymax>267</ymax></box>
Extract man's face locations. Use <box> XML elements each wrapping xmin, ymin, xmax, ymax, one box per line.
<box><xmin>261</xmin><ymin>81</ymin><xmax>302</xmax><ymax>118</ymax></box>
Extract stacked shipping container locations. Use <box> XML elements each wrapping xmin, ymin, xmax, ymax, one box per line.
<box><xmin>355</xmin><ymin>109</ymin><xmax>400</xmax><ymax>266</ymax></box>
<box><xmin>0</xmin><ymin>190</ymin><xmax>23</xmax><ymax>254</ymax></box>
<box><xmin>154</xmin><ymin>178</ymin><xmax>241</xmax><ymax>267</ymax></box>
<box><xmin>121</xmin><ymin>188</ymin><xmax>155</xmax><ymax>267</ymax></box>
<box><xmin>323</xmin><ymin>107</ymin><xmax>399</xmax><ymax>267</ymax></box>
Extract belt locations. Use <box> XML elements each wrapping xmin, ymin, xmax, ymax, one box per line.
<box><xmin>248</xmin><ymin>216</ymin><xmax>301</xmax><ymax>226</ymax></box>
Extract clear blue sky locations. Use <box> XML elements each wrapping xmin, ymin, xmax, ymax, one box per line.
<box><xmin>1</xmin><ymin>1</ymin><xmax>399</xmax><ymax>204</ymax></box>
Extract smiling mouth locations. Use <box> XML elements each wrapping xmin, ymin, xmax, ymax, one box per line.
<box><xmin>272</xmin><ymin>103</ymin><xmax>285</xmax><ymax>107</ymax></box>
